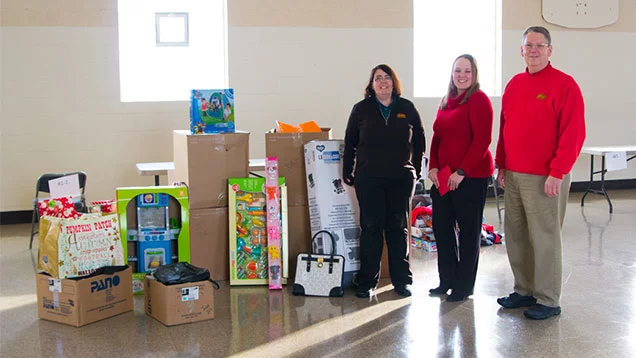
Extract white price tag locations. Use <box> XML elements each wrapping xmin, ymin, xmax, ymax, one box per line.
<box><xmin>49</xmin><ymin>174</ymin><xmax>81</xmax><ymax>199</ymax></box>
<box><xmin>605</xmin><ymin>151</ymin><xmax>627</xmax><ymax>172</ymax></box>
<box><xmin>181</xmin><ymin>286</ymin><xmax>199</xmax><ymax>301</ymax></box>
<box><xmin>48</xmin><ymin>278</ymin><xmax>62</xmax><ymax>292</ymax></box>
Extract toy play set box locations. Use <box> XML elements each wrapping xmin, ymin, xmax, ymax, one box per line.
<box><xmin>228</xmin><ymin>177</ymin><xmax>288</xmax><ymax>286</ymax></box>
<box><xmin>116</xmin><ymin>186</ymin><xmax>191</xmax><ymax>295</ymax></box>
<box><xmin>36</xmin><ymin>266</ymin><xmax>133</xmax><ymax>327</ymax></box>
<box><xmin>304</xmin><ymin>140</ymin><xmax>361</xmax><ymax>287</ymax></box>
<box><xmin>190</xmin><ymin>89</ymin><xmax>235</xmax><ymax>134</ymax></box>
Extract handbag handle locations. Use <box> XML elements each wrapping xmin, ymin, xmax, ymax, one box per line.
<box><xmin>307</xmin><ymin>230</ymin><xmax>338</xmax><ymax>273</ymax></box>
<box><xmin>310</xmin><ymin>230</ymin><xmax>337</xmax><ymax>257</ymax></box>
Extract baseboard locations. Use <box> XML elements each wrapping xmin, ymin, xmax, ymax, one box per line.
<box><xmin>2</xmin><ymin>178</ymin><xmax>635</xmax><ymax>225</ymax></box>
<box><xmin>0</xmin><ymin>210</ymin><xmax>33</xmax><ymax>225</ymax></box>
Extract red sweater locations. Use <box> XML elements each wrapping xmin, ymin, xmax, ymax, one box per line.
<box><xmin>495</xmin><ymin>63</ymin><xmax>586</xmax><ymax>179</ymax></box>
<box><xmin>429</xmin><ymin>89</ymin><xmax>494</xmax><ymax>178</ymax></box>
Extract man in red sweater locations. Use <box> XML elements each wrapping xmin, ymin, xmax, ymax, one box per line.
<box><xmin>495</xmin><ymin>26</ymin><xmax>586</xmax><ymax>320</ymax></box>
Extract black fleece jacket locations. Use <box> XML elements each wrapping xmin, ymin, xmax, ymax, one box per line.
<box><xmin>343</xmin><ymin>96</ymin><xmax>426</xmax><ymax>181</ymax></box>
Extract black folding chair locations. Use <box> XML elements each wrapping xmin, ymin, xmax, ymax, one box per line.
<box><xmin>29</xmin><ymin>171</ymin><xmax>87</xmax><ymax>249</ymax></box>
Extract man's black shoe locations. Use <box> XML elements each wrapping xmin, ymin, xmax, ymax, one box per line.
<box><xmin>524</xmin><ymin>304</ymin><xmax>561</xmax><ymax>320</ymax></box>
<box><xmin>497</xmin><ymin>292</ymin><xmax>537</xmax><ymax>308</ymax></box>
<box><xmin>429</xmin><ymin>286</ymin><xmax>450</xmax><ymax>295</ymax></box>
<box><xmin>394</xmin><ymin>284</ymin><xmax>412</xmax><ymax>297</ymax></box>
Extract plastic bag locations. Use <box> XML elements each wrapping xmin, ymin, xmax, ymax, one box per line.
<box><xmin>152</xmin><ymin>262</ymin><xmax>220</xmax><ymax>288</ymax></box>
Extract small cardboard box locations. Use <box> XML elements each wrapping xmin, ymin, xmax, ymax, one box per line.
<box><xmin>173</xmin><ymin>130</ymin><xmax>250</xmax><ymax>209</ymax></box>
<box><xmin>265</xmin><ymin>128</ymin><xmax>331</xmax><ymax>207</ymax></box>
<box><xmin>36</xmin><ymin>266</ymin><xmax>133</xmax><ymax>327</ymax></box>
<box><xmin>144</xmin><ymin>276</ymin><xmax>215</xmax><ymax>326</ymax></box>
<box><xmin>190</xmin><ymin>207</ymin><xmax>229</xmax><ymax>281</ymax></box>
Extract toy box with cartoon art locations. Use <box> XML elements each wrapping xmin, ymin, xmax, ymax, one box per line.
<box><xmin>228</xmin><ymin>177</ymin><xmax>288</xmax><ymax>286</ymax></box>
<box><xmin>304</xmin><ymin>139</ymin><xmax>361</xmax><ymax>287</ymax></box>
<box><xmin>190</xmin><ymin>89</ymin><xmax>235</xmax><ymax>134</ymax></box>
<box><xmin>116</xmin><ymin>185</ymin><xmax>191</xmax><ymax>295</ymax></box>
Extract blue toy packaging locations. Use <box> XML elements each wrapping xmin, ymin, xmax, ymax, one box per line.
<box><xmin>190</xmin><ymin>89</ymin><xmax>235</xmax><ymax>134</ymax></box>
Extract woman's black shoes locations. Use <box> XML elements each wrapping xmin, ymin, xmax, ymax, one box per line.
<box><xmin>446</xmin><ymin>291</ymin><xmax>469</xmax><ymax>302</ymax></box>
<box><xmin>429</xmin><ymin>286</ymin><xmax>450</xmax><ymax>295</ymax></box>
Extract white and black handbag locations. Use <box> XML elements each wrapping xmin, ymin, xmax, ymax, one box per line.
<box><xmin>292</xmin><ymin>230</ymin><xmax>345</xmax><ymax>297</ymax></box>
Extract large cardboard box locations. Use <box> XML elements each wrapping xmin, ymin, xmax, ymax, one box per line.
<box><xmin>173</xmin><ymin>130</ymin><xmax>249</xmax><ymax>209</ymax></box>
<box><xmin>287</xmin><ymin>205</ymin><xmax>311</xmax><ymax>278</ymax></box>
<box><xmin>144</xmin><ymin>276</ymin><xmax>215</xmax><ymax>326</ymax></box>
<box><xmin>36</xmin><ymin>266</ymin><xmax>133</xmax><ymax>327</ymax></box>
<box><xmin>190</xmin><ymin>207</ymin><xmax>229</xmax><ymax>281</ymax></box>
<box><xmin>265</xmin><ymin>128</ymin><xmax>331</xmax><ymax>207</ymax></box>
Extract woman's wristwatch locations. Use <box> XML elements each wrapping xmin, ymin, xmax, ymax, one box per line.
<box><xmin>457</xmin><ymin>168</ymin><xmax>466</xmax><ymax>176</ymax></box>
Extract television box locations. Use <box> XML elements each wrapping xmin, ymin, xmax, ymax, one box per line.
<box><xmin>173</xmin><ymin>130</ymin><xmax>250</xmax><ymax>209</ymax></box>
<box><xmin>265</xmin><ymin>127</ymin><xmax>331</xmax><ymax>207</ymax></box>
<box><xmin>304</xmin><ymin>140</ymin><xmax>361</xmax><ymax>287</ymax></box>
<box><xmin>36</xmin><ymin>266</ymin><xmax>133</xmax><ymax>327</ymax></box>
<box><xmin>190</xmin><ymin>89</ymin><xmax>235</xmax><ymax>134</ymax></box>
<box><xmin>144</xmin><ymin>276</ymin><xmax>215</xmax><ymax>326</ymax></box>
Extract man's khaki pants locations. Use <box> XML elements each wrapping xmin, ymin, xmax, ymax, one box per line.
<box><xmin>504</xmin><ymin>171</ymin><xmax>570</xmax><ymax>307</ymax></box>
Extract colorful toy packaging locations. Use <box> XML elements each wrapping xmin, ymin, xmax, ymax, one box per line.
<box><xmin>265</xmin><ymin>158</ymin><xmax>282</xmax><ymax>290</ymax></box>
<box><xmin>228</xmin><ymin>177</ymin><xmax>288</xmax><ymax>286</ymax></box>
<box><xmin>190</xmin><ymin>89</ymin><xmax>235</xmax><ymax>134</ymax></box>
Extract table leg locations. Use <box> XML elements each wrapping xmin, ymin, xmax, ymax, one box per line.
<box><xmin>599</xmin><ymin>156</ymin><xmax>613</xmax><ymax>213</ymax></box>
<box><xmin>581</xmin><ymin>155</ymin><xmax>594</xmax><ymax>207</ymax></box>
<box><xmin>154</xmin><ymin>175</ymin><xmax>160</xmax><ymax>186</ymax></box>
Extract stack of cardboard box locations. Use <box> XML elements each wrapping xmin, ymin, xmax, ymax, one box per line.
<box><xmin>265</xmin><ymin>128</ymin><xmax>332</xmax><ymax>276</ymax></box>
<box><xmin>171</xmin><ymin>130</ymin><xmax>250</xmax><ymax>281</ymax></box>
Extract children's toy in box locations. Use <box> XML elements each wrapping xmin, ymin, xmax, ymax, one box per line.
<box><xmin>190</xmin><ymin>89</ymin><xmax>235</xmax><ymax>134</ymax></box>
<box><xmin>304</xmin><ymin>140</ymin><xmax>361</xmax><ymax>287</ymax></box>
<box><xmin>36</xmin><ymin>266</ymin><xmax>133</xmax><ymax>327</ymax></box>
<box><xmin>144</xmin><ymin>275</ymin><xmax>215</xmax><ymax>326</ymax></box>
<box><xmin>228</xmin><ymin>177</ymin><xmax>288</xmax><ymax>286</ymax></box>
<box><xmin>38</xmin><ymin>213</ymin><xmax>124</xmax><ymax>279</ymax></box>
<box><xmin>117</xmin><ymin>185</ymin><xmax>191</xmax><ymax>295</ymax></box>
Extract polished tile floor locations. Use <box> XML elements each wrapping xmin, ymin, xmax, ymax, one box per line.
<box><xmin>1</xmin><ymin>191</ymin><xmax>635</xmax><ymax>357</ymax></box>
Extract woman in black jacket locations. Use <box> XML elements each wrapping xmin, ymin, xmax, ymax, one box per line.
<box><xmin>343</xmin><ymin>64</ymin><xmax>426</xmax><ymax>298</ymax></box>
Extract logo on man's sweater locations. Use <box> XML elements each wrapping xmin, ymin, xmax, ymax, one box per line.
<box><xmin>397</xmin><ymin>113</ymin><xmax>406</xmax><ymax>118</ymax></box>
<box><xmin>536</xmin><ymin>93</ymin><xmax>547</xmax><ymax>100</ymax></box>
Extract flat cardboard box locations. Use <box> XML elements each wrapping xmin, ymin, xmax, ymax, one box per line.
<box><xmin>36</xmin><ymin>266</ymin><xmax>133</xmax><ymax>327</ymax></box>
<box><xmin>144</xmin><ymin>276</ymin><xmax>215</xmax><ymax>326</ymax></box>
<box><xmin>265</xmin><ymin>128</ymin><xmax>331</xmax><ymax>207</ymax></box>
<box><xmin>190</xmin><ymin>207</ymin><xmax>229</xmax><ymax>281</ymax></box>
<box><xmin>173</xmin><ymin>130</ymin><xmax>249</xmax><ymax>209</ymax></box>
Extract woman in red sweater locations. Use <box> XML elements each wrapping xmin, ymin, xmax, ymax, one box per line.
<box><xmin>427</xmin><ymin>54</ymin><xmax>494</xmax><ymax>302</ymax></box>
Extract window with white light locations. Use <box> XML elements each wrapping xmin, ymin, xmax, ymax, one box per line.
<box><xmin>117</xmin><ymin>0</ymin><xmax>227</xmax><ymax>102</ymax></box>
<box><xmin>413</xmin><ymin>0</ymin><xmax>502</xmax><ymax>97</ymax></box>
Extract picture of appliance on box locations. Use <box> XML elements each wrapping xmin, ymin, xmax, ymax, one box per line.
<box><xmin>190</xmin><ymin>89</ymin><xmax>235</xmax><ymax>134</ymax></box>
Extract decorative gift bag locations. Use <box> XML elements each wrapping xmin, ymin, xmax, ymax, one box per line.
<box><xmin>292</xmin><ymin>230</ymin><xmax>345</xmax><ymax>297</ymax></box>
<box><xmin>38</xmin><ymin>213</ymin><xmax>124</xmax><ymax>279</ymax></box>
